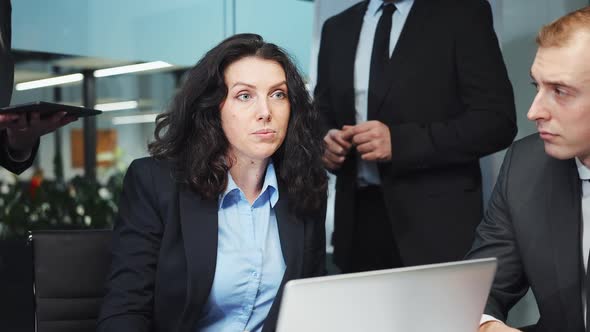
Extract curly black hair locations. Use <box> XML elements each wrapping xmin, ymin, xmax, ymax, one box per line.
<box><xmin>148</xmin><ymin>33</ymin><xmax>327</xmax><ymax>214</ymax></box>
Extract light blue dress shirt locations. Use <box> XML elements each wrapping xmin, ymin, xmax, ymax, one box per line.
<box><xmin>196</xmin><ymin>162</ymin><xmax>286</xmax><ymax>332</ymax></box>
<box><xmin>354</xmin><ymin>0</ymin><xmax>415</xmax><ymax>186</ymax></box>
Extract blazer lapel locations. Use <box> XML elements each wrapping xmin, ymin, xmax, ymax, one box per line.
<box><xmin>177</xmin><ymin>185</ymin><xmax>218</xmax><ymax>332</ymax></box>
<box><xmin>547</xmin><ymin>158</ymin><xmax>584</xmax><ymax>330</ymax></box>
<box><xmin>275</xmin><ymin>189</ymin><xmax>304</xmax><ymax>282</ymax></box>
<box><xmin>263</xmin><ymin>188</ymin><xmax>304</xmax><ymax>332</ymax></box>
<box><xmin>374</xmin><ymin>0</ymin><xmax>430</xmax><ymax>117</ymax></box>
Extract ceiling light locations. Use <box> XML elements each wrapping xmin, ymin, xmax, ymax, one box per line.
<box><xmin>112</xmin><ymin>113</ymin><xmax>159</xmax><ymax>125</ymax></box>
<box><xmin>94</xmin><ymin>61</ymin><xmax>172</xmax><ymax>78</ymax></box>
<box><xmin>15</xmin><ymin>73</ymin><xmax>84</xmax><ymax>91</ymax></box>
<box><xmin>95</xmin><ymin>100</ymin><xmax>138</xmax><ymax>112</ymax></box>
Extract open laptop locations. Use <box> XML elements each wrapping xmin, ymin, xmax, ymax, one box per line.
<box><xmin>276</xmin><ymin>257</ymin><xmax>496</xmax><ymax>332</ymax></box>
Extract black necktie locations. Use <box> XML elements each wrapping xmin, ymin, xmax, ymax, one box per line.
<box><xmin>585</xmin><ymin>179</ymin><xmax>589</xmax><ymax>331</ymax></box>
<box><xmin>587</xmin><ymin>239</ymin><xmax>590</xmax><ymax>331</ymax></box>
<box><xmin>368</xmin><ymin>3</ymin><xmax>396</xmax><ymax>120</ymax></box>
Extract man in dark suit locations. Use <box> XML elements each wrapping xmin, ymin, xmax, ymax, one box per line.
<box><xmin>0</xmin><ymin>0</ymin><xmax>76</xmax><ymax>174</ymax></box>
<box><xmin>466</xmin><ymin>6</ymin><xmax>590</xmax><ymax>332</ymax></box>
<box><xmin>315</xmin><ymin>0</ymin><xmax>517</xmax><ymax>272</ymax></box>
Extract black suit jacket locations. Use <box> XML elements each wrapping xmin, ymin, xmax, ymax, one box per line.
<box><xmin>0</xmin><ymin>0</ymin><xmax>13</xmax><ymax>108</ymax></box>
<box><xmin>466</xmin><ymin>134</ymin><xmax>584</xmax><ymax>332</ymax></box>
<box><xmin>315</xmin><ymin>0</ymin><xmax>517</xmax><ymax>269</ymax></box>
<box><xmin>98</xmin><ymin>157</ymin><xmax>326</xmax><ymax>332</ymax></box>
<box><xmin>0</xmin><ymin>0</ymin><xmax>37</xmax><ymax>174</ymax></box>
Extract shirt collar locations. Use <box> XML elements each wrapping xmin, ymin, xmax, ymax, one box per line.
<box><xmin>219</xmin><ymin>162</ymin><xmax>279</xmax><ymax>209</ymax></box>
<box><xmin>576</xmin><ymin>157</ymin><xmax>590</xmax><ymax>181</ymax></box>
<box><xmin>368</xmin><ymin>0</ymin><xmax>414</xmax><ymax>17</ymax></box>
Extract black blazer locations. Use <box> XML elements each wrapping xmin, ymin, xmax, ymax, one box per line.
<box><xmin>0</xmin><ymin>137</ymin><xmax>38</xmax><ymax>174</ymax></box>
<box><xmin>0</xmin><ymin>0</ymin><xmax>13</xmax><ymax>108</ymax></box>
<box><xmin>315</xmin><ymin>0</ymin><xmax>517</xmax><ymax>268</ymax></box>
<box><xmin>0</xmin><ymin>1</ymin><xmax>37</xmax><ymax>174</ymax></box>
<box><xmin>466</xmin><ymin>134</ymin><xmax>584</xmax><ymax>332</ymax></box>
<box><xmin>98</xmin><ymin>157</ymin><xmax>326</xmax><ymax>332</ymax></box>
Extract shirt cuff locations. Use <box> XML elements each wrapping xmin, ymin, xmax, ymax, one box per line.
<box><xmin>480</xmin><ymin>314</ymin><xmax>501</xmax><ymax>326</ymax></box>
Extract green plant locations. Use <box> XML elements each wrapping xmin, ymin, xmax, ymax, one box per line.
<box><xmin>0</xmin><ymin>171</ymin><xmax>124</xmax><ymax>239</ymax></box>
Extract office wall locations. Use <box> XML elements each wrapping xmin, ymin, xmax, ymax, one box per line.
<box><xmin>12</xmin><ymin>0</ymin><xmax>313</xmax><ymax>72</ymax></box>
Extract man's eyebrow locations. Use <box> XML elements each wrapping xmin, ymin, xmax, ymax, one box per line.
<box><xmin>529</xmin><ymin>73</ymin><xmax>575</xmax><ymax>88</ymax></box>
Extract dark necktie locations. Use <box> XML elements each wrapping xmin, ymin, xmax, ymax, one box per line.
<box><xmin>585</xmin><ymin>179</ymin><xmax>589</xmax><ymax>331</ymax></box>
<box><xmin>368</xmin><ymin>3</ymin><xmax>396</xmax><ymax>120</ymax></box>
<box><xmin>587</xmin><ymin>235</ymin><xmax>590</xmax><ymax>331</ymax></box>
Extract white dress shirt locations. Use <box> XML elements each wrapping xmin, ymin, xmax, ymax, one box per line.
<box><xmin>354</xmin><ymin>0</ymin><xmax>414</xmax><ymax>186</ymax></box>
<box><xmin>481</xmin><ymin>157</ymin><xmax>590</xmax><ymax>327</ymax></box>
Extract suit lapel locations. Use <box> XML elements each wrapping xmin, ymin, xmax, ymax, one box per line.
<box><xmin>177</xmin><ymin>185</ymin><xmax>218</xmax><ymax>332</ymax></box>
<box><xmin>373</xmin><ymin>0</ymin><xmax>431</xmax><ymax>117</ymax></box>
<box><xmin>263</xmin><ymin>188</ymin><xmax>304</xmax><ymax>332</ymax></box>
<box><xmin>274</xmin><ymin>188</ymin><xmax>304</xmax><ymax>282</ymax></box>
<box><xmin>337</xmin><ymin>1</ymin><xmax>367</xmax><ymax>125</ymax></box>
<box><xmin>547</xmin><ymin>158</ymin><xmax>584</xmax><ymax>330</ymax></box>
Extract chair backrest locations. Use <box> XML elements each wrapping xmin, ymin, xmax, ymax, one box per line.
<box><xmin>29</xmin><ymin>229</ymin><xmax>112</xmax><ymax>332</ymax></box>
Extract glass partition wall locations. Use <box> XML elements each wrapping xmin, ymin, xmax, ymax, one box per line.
<box><xmin>0</xmin><ymin>50</ymin><xmax>185</xmax><ymax>237</ymax></box>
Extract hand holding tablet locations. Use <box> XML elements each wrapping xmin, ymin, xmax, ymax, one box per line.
<box><xmin>0</xmin><ymin>101</ymin><xmax>99</xmax><ymax>157</ymax></box>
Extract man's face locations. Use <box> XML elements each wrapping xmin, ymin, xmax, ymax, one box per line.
<box><xmin>528</xmin><ymin>32</ymin><xmax>590</xmax><ymax>165</ymax></box>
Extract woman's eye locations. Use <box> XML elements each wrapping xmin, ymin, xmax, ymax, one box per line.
<box><xmin>271</xmin><ymin>91</ymin><xmax>286</xmax><ymax>99</ymax></box>
<box><xmin>237</xmin><ymin>93</ymin><xmax>252</xmax><ymax>101</ymax></box>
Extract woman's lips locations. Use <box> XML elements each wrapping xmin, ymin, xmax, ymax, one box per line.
<box><xmin>253</xmin><ymin>129</ymin><xmax>276</xmax><ymax>139</ymax></box>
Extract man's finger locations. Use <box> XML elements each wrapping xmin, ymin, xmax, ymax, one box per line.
<box><xmin>329</xmin><ymin>131</ymin><xmax>352</xmax><ymax>150</ymax></box>
<box><xmin>325</xmin><ymin>134</ymin><xmax>349</xmax><ymax>155</ymax></box>
<box><xmin>29</xmin><ymin>112</ymin><xmax>41</xmax><ymax>128</ymax></box>
<box><xmin>60</xmin><ymin>116</ymin><xmax>78</xmax><ymax>126</ymax></box>
<box><xmin>352</xmin><ymin>131</ymin><xmax>375</xmax><ymax>145</ymax></box>
<box><xmin>322</xmin><ymin>155</ymin><xmax>341</xmax><ymax>170</ymax></box>
<box><xmin>325</xmin><ymin>148</ymin><xmax>345</xmax><ymax>164</ymax></box>
<box><xmin>361</xmin><ymin>151</ymin><xmax>378</xmax><ymax>161</ymax></box>
<box><xmin>349</xmin><ymin>121</ymin><xmax>377</xmax><ymax>134</ymax></box>
<box><xmin>356</xmin><ymin>141</ymin><xmax>374</xmax><ymax>154</ymax></box>
<box><xmin>0</xmin><ymin>114</ymin><xmax>19</xmax><ymax>129</ymax></box>
<box><xmin>11</xmin><ymin>114</ymin><xmax>28</xmax><ymax>130</ymax></box>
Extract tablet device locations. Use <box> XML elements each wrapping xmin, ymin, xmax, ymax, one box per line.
<box><xmin>0</xmin><ymin>101</ymin><xmax>102</xmax><ymax>118</ymax></box>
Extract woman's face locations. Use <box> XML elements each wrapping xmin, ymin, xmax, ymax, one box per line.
<box><xmin>220</xmin><ymin>56</ymin><xmax>290</xmax><ymax>164</ymax></box>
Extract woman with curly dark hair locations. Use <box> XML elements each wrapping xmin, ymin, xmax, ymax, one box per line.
<box><xmin>98</xmin><ymin>34</ymin><xmax>328</xmax><ymax>332</ymax></box>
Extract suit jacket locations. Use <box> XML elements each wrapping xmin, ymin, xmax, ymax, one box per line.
<box><xmin>315</xmin><ymin>0</ymin><xmax>517</xmax><ymax>269</ymax></box>
<box><xmin>98</xmin><ymin>157</ymin><xmax>326</xmax><ymax>332</ymax></box>
<box><xmin>466</xmin><ymin>134</ymin><xmax>584</xmax><ymax>332</ymax></box>
<box><xmin>0</xmin><ymin>0</ymin><xmax>13</xmax><ymax>108</ymax></box>
<box><xmin>0</xmin><ymin>140</ymin><xmax>38</xmax><ymax>174</ymax></box>
<box><xmin>0</xmin><ymin>0</ymin><xmax>37</xmax><ymax>174</ymax></box>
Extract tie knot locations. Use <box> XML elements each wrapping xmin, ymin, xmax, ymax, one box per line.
<box><xmin>381</xmin><ymin>3</ymin><xmax>396</xmax><ymax>16</ymax></box>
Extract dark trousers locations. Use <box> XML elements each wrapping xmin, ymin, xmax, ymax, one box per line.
<box><xmin>343</xmin><ymin>185</ymin><xmax>403</xmax><ymax>273</ymax></box>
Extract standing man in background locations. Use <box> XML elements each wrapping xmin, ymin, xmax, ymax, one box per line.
<box><xmin>315</xmin><ymin>0</ymin><xmax>517</xmax><ymax>273</ymax></box>
<box><xmin>0</xmin><ymin>0</ymin><xmax>76</xmax><ymax>174</ymax></box>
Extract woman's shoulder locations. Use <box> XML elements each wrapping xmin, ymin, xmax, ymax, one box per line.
<box><xmin>128</xmin><ymin>156</ymin><xmax>172</xmax><ymax>171</ymax></box>
<box><xmin>125</xmin><ymin>156</ymin><xmax>177</xmax><ymax>189</ymax></box>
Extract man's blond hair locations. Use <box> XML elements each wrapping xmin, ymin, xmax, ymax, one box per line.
<box><xmin>536</xmin><ymin>6</ymin><xmax>590</xmax><ymax>47</ymax></box>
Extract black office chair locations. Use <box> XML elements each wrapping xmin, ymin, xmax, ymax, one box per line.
<box><xmin>29</xmin><ymin>229</ymin><xmax>112</xmax><ymax>332</ymax></box>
